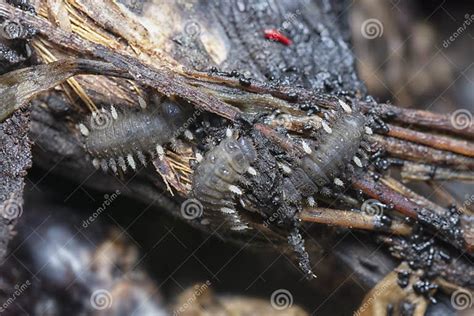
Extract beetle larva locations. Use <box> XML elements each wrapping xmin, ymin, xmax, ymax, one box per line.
<box><xmin>294</xmin><ymin>112</ymin><xmax>367</xmax><ymax>196</ymax></box>
<box><xmin>79</xmin><ymin>99</ymin><xmax>190</xmax><ymax>173</ymax></box>
<box><xmin>192</xmin><ymin>132</ymin><xmax>258</xmax><ymax>231</ymax></box>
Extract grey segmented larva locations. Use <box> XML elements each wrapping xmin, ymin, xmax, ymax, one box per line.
<box><xmin>78</xmin><ymin>99</ymin><xmax>190</xmax><ymax>173</ymax></box>
<box><xmin>287</xmin><ymin>112</ymin><xmax>367</xmax><ymax>201</ymax></box>
<box><xmin>192</xmin><ymin>131</ymin><xmax>258</xmax><ymax>231</ymax></box>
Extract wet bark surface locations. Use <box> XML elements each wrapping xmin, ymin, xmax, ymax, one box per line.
<box><xmin>0</xmin><ymin>109</ymin><xmax>32</xmax><ymax>260</ymax></box>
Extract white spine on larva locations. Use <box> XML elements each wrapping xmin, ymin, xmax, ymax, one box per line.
<box><xmin>117</xmin><ymin>156</ymin><xmax>127</xmax><ymax>171</ymax></box>
<box><xmin>109</xmin><ymin>158</ymin><xmax>118</xmax><ymax>173</ymax></box>
<box><xmin>79</xmin><ymin>123</ymin><xmax>90</xmax><ymax>136</ymax></box>
<box><xmin>226</xmin><ymin>128</ymin><xmax>233</xmax><ymax>138</ymax></box>
<box><xmin>156</xmin><ymin>144</ymin><xmax>165</xmax><ymax>157</ymax></box>
<box><xmin>111</xmin><ymin>105</ymin><xmax>118</xmax><ymax>120</ymax></box>
<box><xmin>92</xmin><ymin>158</ymin><xmax>100</xmax><ymax>169</ymax></box>
<box><xmin>138</xmin><ymin>96</ymin><xmax>147</xmax><ymax>109</ymax></box>
<box><xmin>322</xmin><ymin>120</ymin><xmax>333</xmax><ymax>134</ymax></box>
<box><xmin>137</xmin><ymin>151</ymin><xmax>147</xmax><ymax>166</ymax></box>
<box><xmin>231</xmin><ymin>224</ymin><xmax>249</xmax><ymax>231</ymax></box>
<box><xmin>127</xmin><ymin>154</ymin><xmax>136</xmax><ymax>170</ymax></box>
<box><xmin>338</xmin><ymin>99</ymin><xmax>352</xmax><ymax>113</ymax></box>
<box><xmin>334</xmin><ymin>178</ymin><xmax>344</xmax><ymax>186</ymax></box>
<box><xmin>302</xmin><ymin>141</ymin><xmax>312</xmax><ymax>154</ymax></box>
<box><xmin>220</xmin><ymin>207</ymin><xmax>236</xmax><ymax>214</ymax></box>
<box><xmin>353</xmin><ymin>156</ymin><xmax>363</xmax><ymax>168</ymax></box>
<box><xmin>278</xmin><ymin>162</ymin><xmax>292</xmax><ymax>174</ymax></box>
<box><xmin>307</xmin><ymin>196</ymin><xmax>316</xmax><ymax>207</ymax></box>
<box><xmin>247</xmin><ymin>166</ymin><xmax>257</xmax><ymax>176</ymax></box>
<box><xmin>100</xmin><ymin>159</ymin><xmax>108</xmax><ymax>172</ymax></box>
<box><xmin>195</xmin><ymin>152</ymin><xmax>203</xmax><ymax>162</ymax></box>
<box><xmin>184</xmin><ymin>129</ymin><xmax>194</xmax><ymax>140</ymax></box>
<box><xmin>229</xmin><ymin>185</ymin><xmax>243</xmax><ymax>195</ymax></box>
<box><xmin>365</xmin><ymin>126</ymin><xmax>373</xmax><ymax>135</ymax></box>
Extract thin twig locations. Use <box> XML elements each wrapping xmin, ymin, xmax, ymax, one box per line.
<box><xmin>386</xmin><ymin>124</ymin><xmax>474</xmax><ymax>157</ymax></box>
<box><xmin>361</xmin><ymin>102</ymin><xmax>474</xmax><ymax>139</ymax></box>
<box><xmin>299</xmin><ymin>207</ymin><xmax>412</xmax><ymax>236</ymax></box>
<box><xmin>370</xmin><ymin>135</ymin><xmax>474</xmax><ymax>169</ymax></box>
<box><xmin>400</xmin><ymin>161</ymin><xmax>474</xmax><ymax>182</ymax></box>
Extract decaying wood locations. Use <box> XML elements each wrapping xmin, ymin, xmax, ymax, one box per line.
<box><xmin>0</xmin><ymin>0</ymin><xmax>473</xmax><ymax>314</ymax></box>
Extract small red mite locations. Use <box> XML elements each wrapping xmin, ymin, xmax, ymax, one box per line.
<box><xmin>264</xmin><ymin>29</ymin><xmax>292</xmax><ymax>46</ymax></box>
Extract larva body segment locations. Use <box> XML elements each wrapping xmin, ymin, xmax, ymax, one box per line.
<box><xmin>192</xmin><ymin>136</ymin><xmax>257</xmax><ymax>231</ymax></box>
<box><xmin>297</xmin><ymin>112</ymin><xmax>366</xmax><ymax>193</ymax></box>
<box><xmin>80</xmin><ymin>100</ymin><xmax>190</xmax><ymax>172</ymax></box>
